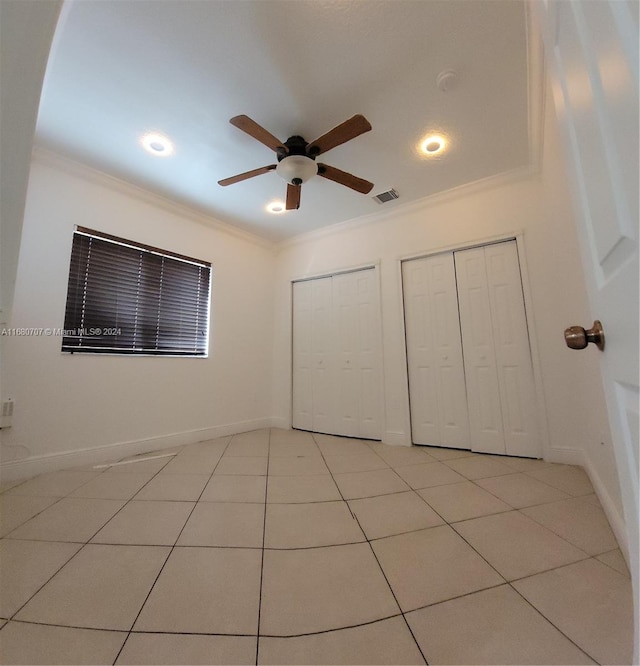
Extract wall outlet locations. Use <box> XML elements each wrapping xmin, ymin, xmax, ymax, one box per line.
<box><xmin>0</xmin><ymin>399</ymin><xmax>14</xmax><ymax>428</ymax></box>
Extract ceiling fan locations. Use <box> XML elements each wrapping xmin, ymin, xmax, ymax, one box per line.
<box><xmin>218</xmin><ymin>114</ymin><xmax>374</xmax><ymax>210</ymax></box>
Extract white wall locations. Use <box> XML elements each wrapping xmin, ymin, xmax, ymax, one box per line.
<box><xmin>271</xmin><ymin>88</ymin><xmax>625</xmax><ymax>542</ymax></box>
<box><xmin>1</xmin><ymin>154</ymin><xmax>276</xmax><ymax>478</ymax></box>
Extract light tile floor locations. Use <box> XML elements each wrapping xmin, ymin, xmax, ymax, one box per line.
<box><xmin>0</xmin><ymin>428</ymin><xmax>633</xmax><ymax>665</ymax></box>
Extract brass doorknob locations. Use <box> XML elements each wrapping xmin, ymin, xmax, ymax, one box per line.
<box><xmin>564</xmin><ymin>320</ymin><xmax>605</xmax><ymax>351</ymax></box>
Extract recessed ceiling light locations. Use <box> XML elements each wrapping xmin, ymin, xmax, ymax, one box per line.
<box><xmin>420</xmin><ymin>134</ymin><xmax>447</xmax><ymax>156</ymax></box>
<box><xmin>140</xmin><ymin>132</ymin><xmax>174</xmax><ymax>157</ymax></box>
<box><xmin>266</xmin><ymin>200</ymin><xmax>286</xmax><ymax>214</ymax></box>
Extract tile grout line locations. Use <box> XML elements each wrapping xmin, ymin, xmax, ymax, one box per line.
<box><xmin>3</xmin><ymin>453</ymin><xmax>180</xmax><ymax>629</ymax></box>
<box><xmin>446</xmin><ymin>474</ymin><xmax>599</xmax><ymax>561</ymax></box>
<box><xmin>375</xmin><ymin>468</ymin><xmax>516</xmax><ymax>665</ymax></box>
<box><xmin>592</xmin><ymin>552</ymin><xmax>632</xmax><ymax>578</ymax></box>
<box><xmin>428</xmin><ymin>494</ymin><xmax>607</xmax><ymax>659</ymax></box>
<box><xmin>340</xmin><ymin>460</ymin><xmax>604</xmax><ymax>652</ymax></box>
<box><xmin>311</xmin><ymin>433</ymin><xmax>430</xmax><ymax>666</ymax></box>
<box><xmin>508</xmin><ymin>581</ymin><xmax>602</xmax><ymax>664</ymax></box>
<box><xmin>4</xmin><ymin>616</ymin><xmax>259</xmax><ymax>638</ymax></box>
<box><xmin>351</xmin><ymin>508</ymin><xmax>431</xmax><ymax>665</ymax></box>
<box><xmin>0</xmin><ymin>461</ymin><xmax>118</xmax><ymax>500</ymax></box>
<box><xmin>255</xmin><ymin>429</ymin><xmax>271</xmax><ymax>666</ymax></box>
<box><xmin>397</xmin><ymin>464</ymin><xmax>604</xmax><ymax>663</ymax></box>
<box><xmin>1</xmin><ymin>450</ymin><xmax>178</xmax><ymax>540</ymax></box>
<box><xmin>257</xmin><ymin>613</ymin><xmax>406</xmax><ymax>640</ymax></box>
<box><xmin>363</xmin><ymin>452</ymin><xmax>598</xmax><ymax>663</ymax></box>
<box><xmin>110</xmin><ymin>436</ymin><xmax>234</xmax><ymax>665</ymax></box>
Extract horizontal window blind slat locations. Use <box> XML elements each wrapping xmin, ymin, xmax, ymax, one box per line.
<box><xmin>62</xmin><ymin>230</ymin><xmax>211</xmax><ymax>356</ymax></box>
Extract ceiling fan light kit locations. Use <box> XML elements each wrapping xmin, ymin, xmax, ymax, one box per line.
<box><xmin>218</xmin><ymin>114</ymin><xmax>374</xmax><ymax>210</ymax></box>
<box><xmin>276</xmin><ymin>155</ymin><xmax>318</xmax><ymax>185</ymax></box>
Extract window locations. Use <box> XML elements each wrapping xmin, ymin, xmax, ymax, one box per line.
<box><xmin>62</xmin><ymin>227</ymin><xmax>211</xmax><ymax>356</ymax></box>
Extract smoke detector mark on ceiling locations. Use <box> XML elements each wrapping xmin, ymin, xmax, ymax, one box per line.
<box><xmin>373</xmin><ymin>188</ymin><xmax>399</xmax><ymax>204</ymax></box>
<box><xmin>436</xmin><ymin>69</ymin><xmax>458</xmax><ymax>92</ymax></box>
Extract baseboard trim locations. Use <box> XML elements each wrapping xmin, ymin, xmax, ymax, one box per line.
<box><xmin>582</xmin><ymin>458</ymin><xmax>630</xmax><ymax>566</ymax></box>
<box><xmin>546</xmin><ymin>445</ymin><xmax>629</xmax><ymax>563</ymax></box>
<box><xmin>270</xmin><ymin>417</ymin><xmax>290</xmax><ymax>430</ymax></box>
<box><xmin>0</xmin><ymin>417</ymin><xmax>275</xmax><ymax>483</ymax></box>
<box><xmin>383</xmin><ymin>431</ymin><xmax>410</xmax><ymax>447</ymax></box>
<box><xmin>543</xmin><ymin>446</ymin><xmax>584</xmax><ymax>466</ymax></box>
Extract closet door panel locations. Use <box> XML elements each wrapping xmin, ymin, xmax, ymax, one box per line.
<box><xmin>311</xmin><ymin>277</ymin><xmax>335</xmax><ymax>434</ymax></box>
<box><xmin>454</xmin><ymin>247</ymin><xmax>506</xmax><ymax>454</ymax></box>
<box><xmin>430</xmin><ymin>260</ymin><xmax>470</xmax><ymax>448</ymax></box>
<box><xmin>403</xmin><ymin>254</ymin><xmax>469</xmax><ymax>448</ymax></box>
<box><xmin>484</xmin><ymin>242</ymin><xmax>540</xmax><ymax>457</ymax></box>
<box><xmin>292</xmin><ymin>281</ymin><xmax>313</xmax><ymax>430</ymax></box>
<box><xmin>403</xmin><ymin>261</ymin><xmax>440</xmax><ymax>443</ymax></box>
<box><xmin>292</xmin><ymin>268</ymin><xmax>382</xmax><ymax>440</ymax></box>
<box><xmin>354</xmin><ymin>269</ymin><xmax>382</xmax><ymax>440</ymax></box>
<box><xmin>333</xmin><ymin>272</ymin><xmax>360</xmax><ymax>438</ymax></box>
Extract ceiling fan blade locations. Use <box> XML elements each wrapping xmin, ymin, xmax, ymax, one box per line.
<box><xmin>317</xmin><ymin>164</ymin><xmax>374</xmax><ymax>194</ymax></box>
<box><xmin>229</xmin><ymin>115</ymin><xmax>287</xmax><ymax>153</ymax></box>
<box><xmin>286</xmin><ymin>183</ymin><xmax>301</xmax><ymax>210</ymax></box>
<box><xmin>218</xmin><ymin>164</ymin><xmax>276</xmax><ymax>186</ymax></box>
<box><xmin>306</xmin><ymin>115</ymin><xmax>372</xmax><ymax>156</ymax></box>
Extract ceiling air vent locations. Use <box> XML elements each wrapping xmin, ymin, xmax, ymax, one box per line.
<box><xmin>372</xmin><ymin>188</ymin><xmax>399</xmax><ymax>204</ymax></box>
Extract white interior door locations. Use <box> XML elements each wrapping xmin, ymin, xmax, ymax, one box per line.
<box><xmin>536</xmin><ymin>1</ymin><xmax>638</xmax><ymax>656</ymax></box>
<box><xmin>402</xmin><ymin>254</ymin><xmax>470</xmax><ymax>448</ymax></box>
<box><xmin>292</xmin><ymin>268</ymin><xmax>382</xmax><ymax>440</ymax></box>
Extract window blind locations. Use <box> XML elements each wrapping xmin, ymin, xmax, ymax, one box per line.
<box><xmin>62</xmin><ymin>227</ymin><xmax>211</xmax><ymax>356</ymax></box>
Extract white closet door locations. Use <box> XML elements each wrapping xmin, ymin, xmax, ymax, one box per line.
<box><xmin>354</xmin><ymin>268</ymin><xmax>383</xmax><ymax>439</ymax></box>
<box><xmin>292</xmin><ymin>277</ymin><xmax>334</xmax><ymax>434</ymax></box>
<box><xmin>333</xmin><ymin>272</ymin><xmax>360</xmax><ymax>437</ymax></box>
<box><xmin>403</xmin><ymin>254</ymin><xmax>470</xmax><ymax>448</ymax></box>
<box><xmin>455</xmin><ymin>246</ymin><xmax>507</xmax><ymax>454</ymax></box>
<box><xmin>292</xmin><ymin>268</ymin><xmax>382</xmax><ymax>440</ymax></box>
<box><xmin>484</xmin><ymin>243</ymin><xmax>540</xmax><ymax>457</ymax></box>
<box><xmin>310</xmin><ymin>277</ymin><xmax>334</xmax><ymax>434</ymax></box>
<box><xmin>455</xmin><ymin>241</ymin><xmax>539</xmax><ymax>457</ymax></box>
<box><xmin>333</xmin><ymin>269</ymin><xmax>382</xmax><ymax>439</ymax></box>
<box><xmin>292</xmin><ymin>280</ymin><xmax>313</xmax><ymax>431</ymax></box>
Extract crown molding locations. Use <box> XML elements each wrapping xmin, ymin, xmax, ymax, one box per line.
<box><xmin>31</xmin><ymin>147</ymin><xmax>277</xmax><ymax>252</ymax></box>
<box><xmin>276</xmin><ymin>162</ymin><xmax>538</xmax><ymax>251</ymax></box>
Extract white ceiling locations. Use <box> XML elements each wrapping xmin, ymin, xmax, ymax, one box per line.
<box><xmin>36</xmin><ymin>0</ymin><xmax>534</xmax><ymax>242</ymax></box>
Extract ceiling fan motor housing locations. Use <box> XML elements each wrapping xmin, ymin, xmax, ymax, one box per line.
<box><xmin>220</xmin><ymin>115</ymin><xmax>374</xmax><ymax>202</ymax></box>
